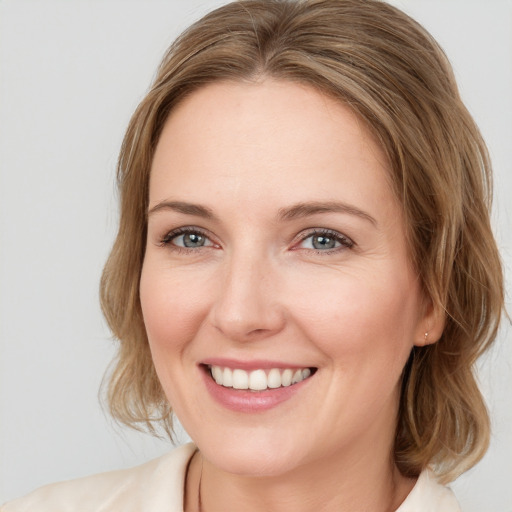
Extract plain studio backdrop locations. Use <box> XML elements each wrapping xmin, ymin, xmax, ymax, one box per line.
<box><xmin>0</xmin><ymin>0</ymin><xmax>511</xmax><ymax>509</ymax></box>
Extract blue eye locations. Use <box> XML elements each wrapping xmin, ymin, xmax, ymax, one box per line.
<box><xmin>298</xmin><ymin>230</ymin><xmax>353</xmax><ymax>251</ymax></box>
<box><xmin>177</xmin><ymin>232</ymin><xmax>207</xmax><ymax>248</ymax></box>
<box><xmin>305</xmin><ymin>234</ymin><xmax>339</xmax><ymax>250</ymax></box>
<box><xmin>161</xmin><ymin>228</ymin><xmax>214</xmax><ymax>249</ymax></box>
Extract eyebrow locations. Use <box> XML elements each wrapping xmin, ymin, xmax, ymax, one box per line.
<box><xmin>147</xmin><ymin>199</ymin><xmax>377</xmax><ymax>226</ymax></box>
<box><xmin>278</xmin><ymin>201</ymin><xmax>377</xmax><ymax>226</ymax></box>
<box><xmin>147</xmin><ymin>200</ymin><xmax>217</xmax><ymax>220</ymax></box>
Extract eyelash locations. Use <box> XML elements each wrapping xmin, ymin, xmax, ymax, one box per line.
<box><xmin>158</xmin><ymin>227</ymin><xmax>214</xmax><ymax>253</ymax></box>
<box><xmin>295</xmin><ymin>229</ymin><xmax>355</xmax><ymax>253</ymax></box>
<box><xmin>158</xmin><ymin>227</ymin><xmax>355</xmax><ymax>254</ymax></box>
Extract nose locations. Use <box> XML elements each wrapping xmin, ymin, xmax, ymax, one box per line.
<box><xmin>210</xmin><ymin>251</ymin><xmax>286</xmax><ymax>343</ymax></box>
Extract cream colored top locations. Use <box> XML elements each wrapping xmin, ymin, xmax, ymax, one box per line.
<box><xmin>2</xmin><ymin>443</ymin><xmax>461</xmax><ymax>511</ymax></box>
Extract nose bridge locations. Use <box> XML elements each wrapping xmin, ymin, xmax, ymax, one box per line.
<box><xmin>211</xmin><ymin>243</ymin><xmax>285</xmax><ymax>341</ymax></box>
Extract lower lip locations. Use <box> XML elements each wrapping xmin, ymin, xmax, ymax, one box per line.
<box><xmin>201</xmin><ymin>368</ymin><xmax>312</xmax><ymax>413</ymax></box>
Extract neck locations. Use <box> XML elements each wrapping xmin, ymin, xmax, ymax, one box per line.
<box><xmin>185</xmin><ymin>437</ymin><xmax>415</xmax><ymax>512</ymax></box>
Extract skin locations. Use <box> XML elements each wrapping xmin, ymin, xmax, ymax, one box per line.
<box><xmin>140</xmin><ymin>79</ymin><xmax>440</xmax><ymax>512</ymax></box>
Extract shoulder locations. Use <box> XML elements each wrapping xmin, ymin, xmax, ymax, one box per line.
<box><xmin>397</xmin><ymin>470</ymin><xmax>461</xmax><ymax>512</ymax></box>
<box><xmin>1</xmin><ymin>443</ymin><xmax>197</xmax><ymax>512</ymax></box>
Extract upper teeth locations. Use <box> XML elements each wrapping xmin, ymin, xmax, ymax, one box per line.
<box><xmin>209</xmin><ymin>366</ymin><xmax>312</xmax><ymax>391</ymax></box>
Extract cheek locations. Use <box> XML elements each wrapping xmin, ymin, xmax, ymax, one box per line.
<box><xmin>289</xmin><ymin>264</ymin><xmax>420</xmax><ymax>367</ymax></box>
<box><xmin>139</xmin><ymin>263</ymin><xmax>212</xmax><ymax>358</ymax></box>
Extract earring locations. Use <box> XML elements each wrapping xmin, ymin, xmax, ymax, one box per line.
<box><xmin>424</xmin><ymin>332</ymin><xmax>429</xmax><ymax>343</ymax></box>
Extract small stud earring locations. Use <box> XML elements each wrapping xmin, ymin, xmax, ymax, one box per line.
<box><xmin>424</xmin><ymin>332</ymin><xmax>429</xmax><ymax>342</ymax></box>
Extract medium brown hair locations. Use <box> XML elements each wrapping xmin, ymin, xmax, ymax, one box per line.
<box><xmin>100</xmin><ymin>0</ymin><xmax>504</xmax><ymax>482</ymax></box>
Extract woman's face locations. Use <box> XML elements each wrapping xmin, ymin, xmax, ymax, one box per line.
<box><xmin>140</xmin><ymin>79</ymin><xmax>431</xmax><ymax>476</ymax></box>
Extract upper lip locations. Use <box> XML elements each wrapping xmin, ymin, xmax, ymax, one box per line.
<box><xmin>201</xmin><ymin>358</ymin><xmax>315</xmax><ymax>371</ymax></box>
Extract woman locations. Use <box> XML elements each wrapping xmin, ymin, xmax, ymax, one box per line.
<box><xmin>3</xmin><ymin>0</ymin><xmax>505</xmax><ymax>510</ymax></box>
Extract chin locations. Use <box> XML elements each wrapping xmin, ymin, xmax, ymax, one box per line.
<box><xmin>194</xmin><ymin>430</ymin><xmax>307</xmax><ymax>477</ymax></box>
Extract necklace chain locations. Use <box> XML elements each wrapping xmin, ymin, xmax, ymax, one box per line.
<box><xmin>197</xmin><ymin>451</ymin><xmax>204</xmax><ymax>512</ymax></box>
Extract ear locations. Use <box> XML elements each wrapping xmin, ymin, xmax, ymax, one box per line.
<box><xmin>414</xmin><ymin>295</ymin><xmax>445</xmax><ymax>347</ymax></box>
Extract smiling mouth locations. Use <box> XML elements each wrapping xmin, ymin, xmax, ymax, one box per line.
<box><xmin>206</xmin><ymin>365</ymin><xmax>317</xmax><ymax>392</ymax></box>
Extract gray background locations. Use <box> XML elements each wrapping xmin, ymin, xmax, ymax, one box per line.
<box><xmin>1</xmin><ymin>1</ymin><xmax>511</xmax><ymax>510</ymax></box>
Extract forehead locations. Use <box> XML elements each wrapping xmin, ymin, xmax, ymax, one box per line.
<box><xmin>149</xmin><ymin>79</ymin><xmax>392</xmax><ymax>216</ymax></box>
